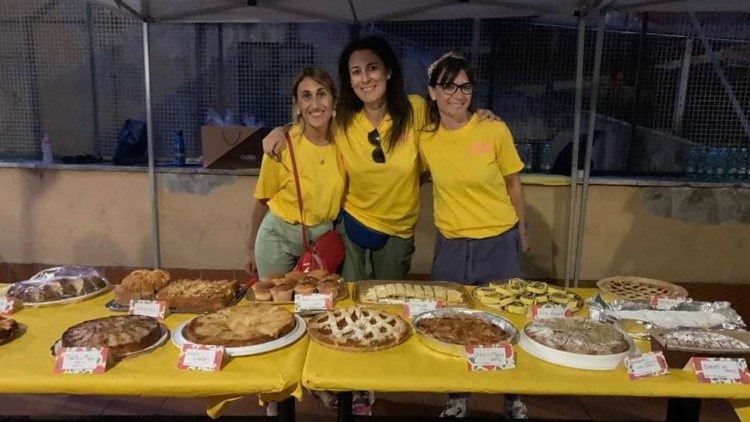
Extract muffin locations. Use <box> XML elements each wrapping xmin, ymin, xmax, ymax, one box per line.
<box><xmin>316</xmin><ymin>276</ymin><xmax>340</xmax><ymax>296</ymax></box>
<box><xmin>251</xmin><ymin>280</ymin><xmax>275</xmax><ymax>301</ymax></box>
<box><xmin>270</xmin><ymin>284</ymin><xmax>295</xmax><ymax>302</ymax></box>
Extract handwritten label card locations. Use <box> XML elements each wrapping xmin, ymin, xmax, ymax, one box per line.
<box><xmin>0</xmin><ymin>297</ymin><xmax>17</xmax><ymax>315</ymax></box>
<box><xmin>623</xmin><ymin>352</ymin><xmax>670</xmax><ymax>380</ymax></box>
<box><xmin>402</xmin><ymin>299</ymin><xmax>444</xmax><ymax>318</ymax></box>
<box><xmin>53</xmin><ymin>347</ymin><xmax>109</xmax><ymax>374</ymax></box>
<box><xmin>177</xmin><ymin>344</ymin><xmax>224</xmax><ymax>371</ymax></box>
<box><xmin>649</xmin><ymin>295</ymin><xmax>686</xmax><ymax>310</ymax></box>
<box><xmin>294</xmin><ymin>293</ymin><xmax>333</xmax><ymax>313</ymax></box>
<box><xmin>530</xmin><ymin>304</ymin><xmax>572</xmax><ymax>320</ymax></box>
<box><xmin>690</xmin><ymin>357</ymin><xmax>750</xmax><ymax>384</ymax></box>
<box><xmin>128</xmin><ymin>300</ymin><xmax>169</xmax><ymax>320</ymax></box>
<box><xmin>465</xmin><ymin>344</ymin><xmax>515</xmax><ymax>371</ymax></box>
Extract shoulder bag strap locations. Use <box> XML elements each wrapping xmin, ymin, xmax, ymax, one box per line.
<box><xmin>285</xmin><ymin>132</ymin><xmax>309</xmax><ymax>251</ymax></box>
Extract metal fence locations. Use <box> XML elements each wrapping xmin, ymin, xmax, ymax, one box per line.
<box><xmin>0</xmin><ymin>1</ymin><xmax>748</xmax><ymax>177</ymax></box>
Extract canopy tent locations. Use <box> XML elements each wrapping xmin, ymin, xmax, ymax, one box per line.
<box><xmin>87</xmin><ymin>0</ymin><xmax>750</xmax><ymax>285</ymax></box>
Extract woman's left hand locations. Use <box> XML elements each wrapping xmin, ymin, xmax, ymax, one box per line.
<box><xmin>519</xmin><ymin>225</ymin><xmax>530</xmax><ymax>253</ymax></box>
<box><xmin>476</xmin><ymin>108</ymin><xmax>501</xmax><ymax>122</ymax></box>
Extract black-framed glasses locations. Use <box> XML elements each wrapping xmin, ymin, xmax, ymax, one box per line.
<box><xmin>367</xmin><ymin>129</ymin><xmax>386</xmax><ymax>163</ymax></box>
<box><xmin>440</xmin><ymin>82</ymin><xmax>473</xmax><ymax>95</ymax></box>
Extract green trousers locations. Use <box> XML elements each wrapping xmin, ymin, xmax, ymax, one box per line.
<box><xmin>336</xmin><ymin>221</ymin><xmax>415</xmax><ymax>281</ymax></box>
<box><xmin>255</xmin><ymin>212</ymin><xmax>333</xmax><ymax>279</ymax></box>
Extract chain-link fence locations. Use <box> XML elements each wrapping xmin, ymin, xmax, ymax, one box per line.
<box><xmin>0</xmin><ymin>1</ymin><xmax>747</xmax><ymax>178</ymax></box>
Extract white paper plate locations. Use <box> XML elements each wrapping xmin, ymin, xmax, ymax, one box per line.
<box><xmin>518</xmin><ymin>329</ymin><xmax>634</xmax><ymax>371</ymax></box>
<box><xmin>52</xmin><ymin>324</ymin><xmax>169</xmax><ymax>360</ymax></box>
<box><xmin>171</xmin><ymin>315</ymin><xmax>306</xmax><ymax>356</ymax></box>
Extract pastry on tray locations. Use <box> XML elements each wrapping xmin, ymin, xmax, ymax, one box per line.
<box><xmin>651</xmin><ymin>329</ymin><xmax>750</xmax><ymax>368</ymax></box>
<box><xmin>183</xmin><ymin>304</ymin><xmax>296</xmax><ymax>347</ymax></box>
<box><xmin>358</xmin><ymin>281</ymin><xmax>466</xmax><ymax>305</ymax></box>
<box><xmin>7</xmin><ymin>271</ymin><xmax>109</xmax><ymax>304</ymax></box>
<box><xmin>307</xmin><ymin>305</ymin><xmax>409</xmax><ymax>351</ymax></box>
<box><xmin>113</xmin><ymin>269</ymin><xmax>172</xmax><ymax>306</ymax></box>
<box><xmin>249</xmin><ymin>270</ymin><xmax>343</xmax><ymax>303</ymax></box>
<box><xmin>156</xmin><ymin>279</ymin><xmax>238</xmax><ymax>312</ymax></box>
<box><xmin>60</xmin><ymin>315</ymin><xmax>162</xmax><ymax>359</ymax></box>
<box><xmin>0</xmin><ymin>316</ymin><xmax>18</xmax><ymax>345</ymax></box>
<box><xmin>472</xmin><ymin>278</ymin><xmax>583</xmax><ymax>315</ymax></box>
<box><xmin>596</xmin><ymin>275</ymin><xmax>688</xmax><ymax>302</ymax></box>
<box><xmin>524</xmin><ymin>317</ymin><xmax>630</xmax><ymax>355</ymax></box>
<box><xmin>416</xmin><ymin>315</ymin><xmax>511</xmax><ymax>346</ymax></box>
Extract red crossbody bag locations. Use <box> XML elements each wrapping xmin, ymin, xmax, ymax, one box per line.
<box><xmin>285</xmin><ymin>133</ymin><xmax>345</xmax><ymax>273</ymax></box>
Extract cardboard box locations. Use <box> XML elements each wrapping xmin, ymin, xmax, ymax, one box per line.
<box><xmin>201</xmin><ymin>125</ymin><xmax>273</xmax><ymax>169</ymax></box>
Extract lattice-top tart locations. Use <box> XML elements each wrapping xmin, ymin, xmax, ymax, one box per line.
<box><xmin>0</xmin><ymin>316</ymin><xmax>18</xmax><ymax>344</ymax></box>
<box><xmin>156</xmin><ymin>279</ymin><xmax>238</xmax><ymax>312</ymax></box>
<box><xmin>524</xmin><ymin>317</ymin><xmax>630</xmax><ymax>355</ymax></box>
<box><xmin>596</xmin><ymin>276</ymin><xmax>688</xmax><ymax>302</ymax></box>
<box><xmin>61</xmin><ymin>315</ymin><xmax>162</xmax><ymax>358</ymax></box>
<box><xmin>307</xmin><ymin>305</ymin><xmax>409</xmax><ymax>351</ymax></box>
<box><xmin>416</xmin><ymin>316</ymin><xmax>511</xmax><ymax>346</ymax></box>
<box><xmin>183</xmin><ymin>305</ymin><xmax>296</xmax><ymax>347</ymax></box>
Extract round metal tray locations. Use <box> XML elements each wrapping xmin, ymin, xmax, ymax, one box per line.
<box><xmin>413</xmin><ymin>308</ymin><xmax>517</xmax><ymax>357</ymax></box>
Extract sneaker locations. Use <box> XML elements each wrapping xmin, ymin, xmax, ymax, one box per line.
<box><xmin>265</xmin><ymin>401</ymin><xmax>278</xmax><ymax>417</ymax></box>
<box><xmin>439</xmin><ymin>397</ymin><xmax>468</xmax><ymax>418</ymax></box>
<box><xmin>312</xmin><ymin>390</ymin><xmax>338</xmax><ymax>409</ymax></box>
<box><xmin>352</xmin><ymin>391</ymin><xmax>375</xmax><ymax>416</ymax></box>
<box><xmin>503</xmin><ymin>395</ymin><xmax>528</xmax><ymax>419</ymax></box>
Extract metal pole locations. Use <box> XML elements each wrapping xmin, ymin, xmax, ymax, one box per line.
<box><xmin>142</xmin><ymin>20</ymin><xmax>161</xmax><ymax>269</ymax></box>
<box><xmin>564</xmin><ymin>12</ymin><xmax>587</xmax><ymax>287</ymax></box>
<box><xmin>688</xmin><ymin>12</ymin><xmax>750</xmax><ymax>141</ymax></box>
<box><xmin>672</xmin><ymin>37</ymin><xmax>693</xmax><ymax>136</ymax></box>
<box><xmin>573</xmin><ymin>10</ymin><xmax>606</xmax><ymax>286</ymax></box>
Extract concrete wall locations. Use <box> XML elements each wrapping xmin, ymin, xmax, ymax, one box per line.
<box><xmin>1</xmin><ymin>167</ymin><xmax>749</xmax><ymax>283</ymax></box>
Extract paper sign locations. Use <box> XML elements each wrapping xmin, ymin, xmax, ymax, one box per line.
<box><xmin>465</xmin><ymin>344</ymin><xmax>515</xmax><ymax>371</ymax></box>
<box><xmin>128</xmin><ymin>300</ymin><xmax>169</xmax><ymax>320</ymax></box>
<box><xmin>402</xmin><ymin>299</ymin><xmax>444</xmax><ymax>318</ymax></box>
<box><xmin>650</xmin><ymin>295</ymin><xmax>686</xmax><ymax>310</ymax></box>
<box><xmin>690</xmin><ymin>357</ymin><xmax>750</xmax><ymax>384</ymax></box>
<box><xmin>177</xmin><ymin>344</ymin><xmax>224</xmax><ymax>371</ymax></box>
<box><xmin>54</xmin><ymin>347</ymin><xmax>109</xmax><ymax>374</ymax></box>
<box><xmin>294</xmin><ymin>293</ymin><xmax>333</xmax><ymax>313</ymax></box>
<box><xmin>530</xmin><ymin>304</ymin><xmax>572</xmax><ymax>320</ymax></box>
<box><xmin>0</xmin><ymin>297</ymin><xmax>17</xmax><ymax>315</ymax></box>
<box><xmin>623</xmin><ymin>352</ymin><xmax>670</xmax><ymax>380</ymax></box>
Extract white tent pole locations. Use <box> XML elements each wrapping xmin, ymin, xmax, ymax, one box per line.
<box><xmin>114</xmin><ymin>0</ymin><xmax>148</xmax><ymax>21</ymax></box>
<box><xmin>573</xmin><ymin>8</ymin><xmax>606</xmax><ymax>286</ymax></box>
<box><xmin>142</xmin><ymin>14</ymin><xmax>161</xmax><ymax>269</ymax></box>
<box><xmin>564</xmin><ymin>11</ymin><xmax>587</xmax><ymax>288</ymax></box>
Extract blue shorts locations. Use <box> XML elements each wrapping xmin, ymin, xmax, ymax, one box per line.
<box><xmin>431</xmin><ymin>226</ymin><xmax>523</xmax><ymax>285</ymax></box>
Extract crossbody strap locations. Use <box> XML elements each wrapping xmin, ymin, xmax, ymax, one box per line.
<box><xmin>285</xmin><ymin>132</ymin><xmax>309</xmax><ymax>251</ymax></box>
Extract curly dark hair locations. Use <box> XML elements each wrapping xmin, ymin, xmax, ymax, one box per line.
<box><xmin>337</xmin><ymin>35</ymin><xmax>412</xmax><ymax>151</ymax></box>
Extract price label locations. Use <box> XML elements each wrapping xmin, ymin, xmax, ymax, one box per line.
<box><xmin>623</xmin><ymin>352</ymin><xmax>670</xmax><ymax>380</ymax></box>
<box><xmin>690</xmin><ymin>357</ymin><xmax>750</xmax><ymax>384</ymax></box>
<box><xmin>0</xmin><ymin>297</ymin><xmax>17</xmax><ymax>315</ymax></box>
<box><xmin>402</xmin><ymin>299</ymin><xmax>444</xmax><ymax>318</ymax></box>
<box><xmin>465</xmin><ymin>344</ymin><xmax>515</xmax><ymax>371</ymax></box>
<box><xmin>128</xmin><ymin>300</ymin><xmax>169</xmax><ymax>320</ymax></box>
<box><xmin>530</xmin><ymin>304</ymin><xmax>572</xmax><ymax>320</ymax></box>
<box><xmin>649</xmin><ymin>295</ymin><xmax>686</xmax><ymax>310</ymax></box>
<box><xmin>177</xmin><ymin>344</ymin><xmax>224</xmax><ymax>371</ymax></box>
<box><xmin>53</xmin><ymin>347</ymin><xmax>109</xmax><ymax>374</ymax></box>
<box><xmin>294</xmin><ymin>293</ymin><xmax>333</xmax><ymax>313</ymax></box>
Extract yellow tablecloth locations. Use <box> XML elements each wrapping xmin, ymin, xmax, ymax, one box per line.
<box><xmin>0</xmin><ymin>285</ymin><xmax>307</xmax><ymax>417</ymax></box>
<box><xmin>303</xmin><ymin>286</ymin><xmax>750</xmax><ymax>403</ymax></box>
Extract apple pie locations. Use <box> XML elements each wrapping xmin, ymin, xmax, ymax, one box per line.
<box><xmin>307</xmin><ymin>305</ymin><xmax>409</xmax><ymax>351</ymax></box>
<box><xmin>61</xmin><ymin>315</ymin><xmax>162</xmax><ymax>358</ymax></box>
<box><xmin>524</xmin><ymin>317</ymin><xmax>630</xmax><ymax>355</ymax></box>
<box><xmin>0</xmin><ymin>316</ymin><xmax>18</xmax><ymax>345</ymax></box>
<box><xmin>416</xmin><ymin>316</ymin><xmax>511</xmax><ymax>346</ymax></box>
<box><xmin>184</xmin><ymin>305</ymin><xmax>296</xmax><ymax>347</ymax></box>
<box><xmin>156</xmin><ymin>279</ymin><xmax>238</xmax><ymax>312</ymax></box>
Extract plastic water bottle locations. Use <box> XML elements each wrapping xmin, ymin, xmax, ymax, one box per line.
<box><xmin>173</xmin><ymin>130</ymin><xmax>185</xmax><ymax>166</ymax></box>
<box><xmin>41</xmin><ymin>133</ymin><xmax>53</xmax><ymax>164</ymax></box>
<box><xmin>540</xmin><ymin>141</ymin><xmax>552</xmax><ymax>173</ymax></box>
<box><xmin>685</xmin><ymin>146</ymin><xmax>699</xmax><ymax>179</ymax></box>
<box><xmin>739</xmin><ymin>148</ymin><xmax>748</xmax><ymax>180</ymax></box>
<box><xmin>717</xmin><ymin>147</ymin><xmax>729</xmax><ymax>181</ymax></box>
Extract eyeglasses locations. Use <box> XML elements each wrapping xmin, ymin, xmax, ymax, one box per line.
<box><xmin>367</xmin><ymin>129</ymin><xmax>386</xmax><ymax>163</ymax></box>
<box><xmin>440</xmin><ymin>82</ymin><xmax>473</xmax><ymax>95</ymax></box>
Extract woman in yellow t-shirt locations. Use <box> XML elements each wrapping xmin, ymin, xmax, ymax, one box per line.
<box><xmin>246</xmin><ymin>67</ymin><xmax>344</xmax><ymax>278</ymax></box>
<box><xmin>419</xmin><ymin>52</ymin><xmax>529</xmax><ymax>419</ymax></box>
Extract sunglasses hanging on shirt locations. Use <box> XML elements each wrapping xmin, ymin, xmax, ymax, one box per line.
<box><xmin>367</xmin><ymin>129</ymin><xmax>386</xmax><ymax>163</ymax></box>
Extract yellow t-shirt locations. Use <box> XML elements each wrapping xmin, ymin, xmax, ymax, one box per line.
<box><xmin>335</xmin><ymin>95</ymin><xmax>426</xmax><ymax>238</ymax></box>
<box><xmin>254</xmin><ymin>125</ymin><xmax>345</xmax><ymax>225</ymax></box>
<box><xmin>418</xmin><ymin>115</ymin><xmax>524</xmax><ymax>239</ymax></box>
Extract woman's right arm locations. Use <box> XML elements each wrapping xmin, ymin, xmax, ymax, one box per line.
<box><xmin>245</xmin><ymin>199</ymin><xmax>269</xmax><ymax>274</ymax></box>
<box><xmin>262</xmin><ymin>125</ymin><xmax>290</xmax><ymax>161</ymax></box>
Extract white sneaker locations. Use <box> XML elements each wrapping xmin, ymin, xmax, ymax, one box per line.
<box><xmin>352</xmin><ymin>391</ymin><xmax>375</xmax><ymax>416</ymax></box>
<box><xmin>265</xmin><ymin>401</ymin><xmax>278</xmax><ymax>417</ymax></box>
<box><xmin>439</xmin><ymin>397</ymin><xmax>468</xmax><ymax>418</ymax></box>
<box><xmin>503</xmin><ymin>395</ymin><xmax>528</xmax><ymax>419</ymax></box>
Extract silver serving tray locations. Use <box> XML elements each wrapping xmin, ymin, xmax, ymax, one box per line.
<box><xmin>412</xmin><ymin>308</ymin><xmax>517</xmax><ymax>357</ymax></box>
<box><xmin>105</xmin><ymin>284</ymin><xmax>247</xmax><ymax>314</ymax></box>
<box><xmin>354</xmin><ymin>280</ymin><xmax>473</xmax><ymax>307</ymax></box>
